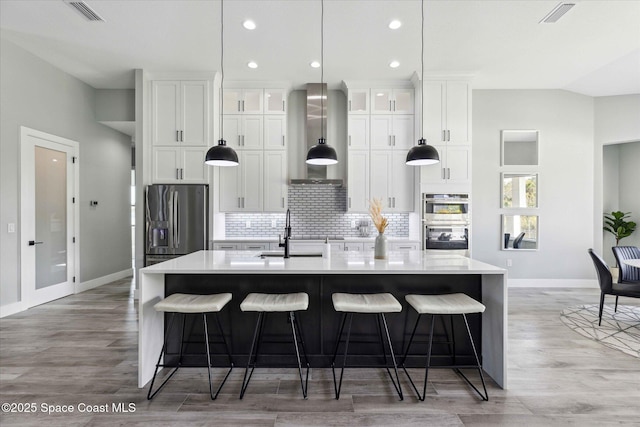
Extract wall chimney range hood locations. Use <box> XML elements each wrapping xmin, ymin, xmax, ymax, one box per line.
<box><xmin>290</xmin><ymin>83</ymin><xmax>343</xmax><ymax>186</ymax></box>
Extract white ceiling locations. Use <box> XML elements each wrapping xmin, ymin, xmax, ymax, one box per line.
<box><xmin>1</xmin><ymin>0</ymin><xmax>639</xmax><ymax>97</ymax></box>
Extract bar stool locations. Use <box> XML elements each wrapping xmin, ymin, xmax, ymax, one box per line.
<box><xmin>239</xmin><ymin>292</ymin><xmax>310</xmax><ymax>399</ymax></box>
<box><xmin>331</xmin><ymin>292</ymin><xmax>403</xmax><ymax>400</ymax></box>
<box><xmin>401</xmin><ymin>293</ymin><xmax>488</xmax><ymax>401</ymax></box>
<box><xmin>147</xmin><ymin>293</ymin><xmax>234</xmax><ymax>400</ymax></box>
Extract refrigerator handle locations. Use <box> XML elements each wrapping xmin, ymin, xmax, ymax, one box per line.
<box><xmin>174</xmin><ymin>191</ymin><xmax>180</xmax><ymax>248</ymax></box>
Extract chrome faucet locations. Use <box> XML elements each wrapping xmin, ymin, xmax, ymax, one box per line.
<box><xmin>279</xmin><ymin>208</ymin><xmax>292</xmax><ymax>258</ymax></box>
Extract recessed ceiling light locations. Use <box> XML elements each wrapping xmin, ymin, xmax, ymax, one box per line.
<box><xmin>389</xmin><ymin>61</ymin><xmax>400</xmax><ymax>68</ymax></box>
<box><xmin>388</xmin><ymin>20</ymin><xmax>402</xmax><ymax>30</ymax></box>
<box><xmin>376</xmin><ymin>92</ymin><xmax>385</xmax><ymax>97</ymax></box>
<box><xmin>310</xmin><ymin>61</ymin><xmax>321</xmax><ymax>68</ymax></box>
<box><xmin>243</xmin><ymin>20</ymin><xmax>256</xmax><ymax>30</ymax></box>
<box><xmin>247</xmin><ymin>61</ymin><xmax>258</xmax><ymax>69</ymax></box>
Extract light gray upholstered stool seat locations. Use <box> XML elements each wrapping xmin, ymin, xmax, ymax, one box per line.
<box><xmin>401</xmin><ymin>293</ymin><xmax>488</xmax><ymax>402</ymax></box>
<box><xmin>239</xmin><ymin>292</ymin><xmax>310</xmax><ymax>399</ymax></box>
<box><xmin>330</xmin><ymin>293</ymin><xmax>403</xmax><ymax>400</ymax></box>
<box><xmin>147</xmin><ymin>293</ymin><xmax>233</xmax><ymax>400</ymax></box>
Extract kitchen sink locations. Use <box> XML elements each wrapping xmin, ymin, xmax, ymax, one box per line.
<box><xmin>258</xmin><ymin>251</ymin><xmax>323</xmax><ymax>258</ymax></box>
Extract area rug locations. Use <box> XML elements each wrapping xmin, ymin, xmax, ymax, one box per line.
<box><xmin>560</xmin><ymin>304</ymin><xmax>640</xmax><ymax>358</ymax></box>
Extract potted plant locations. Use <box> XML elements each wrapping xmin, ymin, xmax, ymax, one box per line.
<box><xmin>603</xmin><ymin>211</ymin><xmax>637</xmax><ymax>280</ymax></box>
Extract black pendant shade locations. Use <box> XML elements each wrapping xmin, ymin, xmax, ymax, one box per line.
<box><xmin>306</xmin><ymin>138</ymin><xmax>338</xmax><ymax>165</ymax></box>
<box><xmin>205</xmin><ymin>139</ymin><xmax>239</xmax><ymax>167</ymax></box>
<box><xmin>406</xmin><ymin>138</ymin><xmax>439</xmax><ymax>166</ymax></box>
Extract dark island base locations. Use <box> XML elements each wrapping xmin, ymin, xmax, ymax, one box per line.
<box><xmin>163</xmin><ymin>273</ymin><xmax>483</xmax><ymax>368</ymax></box>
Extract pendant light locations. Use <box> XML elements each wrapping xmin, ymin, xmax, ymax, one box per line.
<box><xmin>306</xmin><ymin>0</ymin><xmax>338</xmax><ymax>166</ymax></box>
<box><xmin>406</xmin><ymin>0</ymin><xmax>439</xmax><ymax>166</ymax></box>
<box><xmin>205</xmin><ymin>0</ymin><xmax>238</xmax><ymax>167</ymax></box>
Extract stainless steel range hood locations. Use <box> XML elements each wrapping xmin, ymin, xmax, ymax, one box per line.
<box><xmin>290</xmin><ymin>83</ymin><xmax>342</xmax><ymax>186</ymax></box>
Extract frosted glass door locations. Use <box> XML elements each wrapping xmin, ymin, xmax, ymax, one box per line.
<box><xmin>35</xmin><ymin>146</ymin><xmax>67</xmax><ymax>289</ymax></box>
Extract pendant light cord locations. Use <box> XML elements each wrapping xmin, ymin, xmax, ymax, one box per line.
<box><xmin>420</xmin><ymin>0</ymin><xmax>424</xmax><ymax>140</ymax></box>
<box><xmin>220</xmin><ymin>0</ymin><xmax>224</xmax><ymax>140</ymax></box>
<box><xmin>321</xmin><ymin>0</ymin><xmax>324</xmax><ymax>140</ymax></box>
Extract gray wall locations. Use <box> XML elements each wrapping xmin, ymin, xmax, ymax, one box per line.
<box><xmin>603</xmin><ymin>141</ymin><xmax>640</xmax><ymax>264</ymax></box>
<box><xmin>472</xmin><ymin>90</ymin><xmax>595</xmax><ymax>281</ymax></box>
<box><xmin>0</xmin><ymin>38</ymin><xmax>132</xmax><ymax>307</ymax></box>
<box><xmin>594</xmin><ymin>95</ymin><xmax>640</xmax><ymax>264</ymax></box>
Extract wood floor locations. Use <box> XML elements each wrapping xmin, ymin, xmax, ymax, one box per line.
<box><xmin>1</xmin><ymin>279</ymin><xmax>639</xmax><ymax>426</ymax></box>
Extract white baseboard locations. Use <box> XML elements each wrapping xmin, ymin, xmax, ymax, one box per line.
<box><xmin>509</xmin><ymin>279</ymin><xmax>599</xmax><ymax>288</ymax></box>
<box><xmin>0</xmin><ymin>301</ymin><xmax>26</xmax><ymax>318</ymax></box>
<box><xmin>76</xmin><ymin>268</ymin><xmax>133</xmax><ymax>293</ymax></box>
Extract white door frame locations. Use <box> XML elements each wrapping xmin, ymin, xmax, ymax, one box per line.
<box><xmin>20</xmin><ymin>126</ymin><xmax>80</xmax><ymax>308</ymax></box>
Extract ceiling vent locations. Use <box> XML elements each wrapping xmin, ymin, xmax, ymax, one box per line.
<box><xmin>65</xmin><ymin>1</ymin><xmax>105</xmax><ymax>22</ymax></box>
<box><xmin>540</xmin><ymin>3</ymin><xmax>575</xmax><ymax>23</ymax></box>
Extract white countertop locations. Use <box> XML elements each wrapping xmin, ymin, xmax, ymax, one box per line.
<box><xmin>212</xmin><ymin>237</ymin><xmax>419</xmax><ymax>243</ymax></box>
<box><xmin>140</xmin><ymin>250</ymin><xmax>506</xmax><ymax>275</ymax></box>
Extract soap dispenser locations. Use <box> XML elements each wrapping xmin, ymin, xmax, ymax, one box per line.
<box><xmin>323</xmin><ymin>237</ymin><xmax>331</xmax><ymax>259</ymax></box>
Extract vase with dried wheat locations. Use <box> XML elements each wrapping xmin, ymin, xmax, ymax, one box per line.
<box><xmin>369</xmin><ymin>198</ymin><xmax>388</xmax><ymax>259</ymax></box>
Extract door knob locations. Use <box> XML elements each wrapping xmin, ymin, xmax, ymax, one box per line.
<box><xmin>28</xmin><ymin>240</ymin><xmax>43</xmax><ymax>246</ymax></box>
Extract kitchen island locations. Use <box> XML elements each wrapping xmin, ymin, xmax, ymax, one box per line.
<box><xmin>138</xmin><ymin>250</ymin><xmax>508</xmax><ymax>389</ymax></box>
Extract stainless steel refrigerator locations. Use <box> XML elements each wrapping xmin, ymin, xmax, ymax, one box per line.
<box><xmin>145</xmin><ymin>184</ymin><xmax>208</xmax><ymax>266</ymax></box>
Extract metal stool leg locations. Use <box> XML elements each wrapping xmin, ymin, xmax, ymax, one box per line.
<box><xmin>454</xmin><ymin>314</ymin><xmax>489</xmax><ymax>401</ymax></box>
<box><xmin>379</xmin><ymin>313</ymin><xmax>403</xmax><ymax>400</ymax></box>
<box><xmin>203</xmin><ymin>313</ymin><xmax>234</xmax><ymax>400</ymax></box>
<box><xmin>331</xmin><ymin>313</ymin><xmax>353</xmax><ymax>400</ymax></box>
<box><xmin>401</xmin><ymin>313</ymin><xmax>422</xmax><ymax>366</ymax></box>
<box><xmin>147</xmin><ymin>312</ymin><xmax>182</xmax><ymax>400</ymax></box>
<box><xmin>289</xmin><ymin>311</ymin><xmax>309</xmax><ymax>399</ymax></box>
<box><xmin>240</xmin><ymin>312</ymin><xmax>264</xmax><ymax>399</ymax></box>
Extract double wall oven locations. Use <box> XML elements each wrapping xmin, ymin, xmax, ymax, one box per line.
<box><xmin>422</xmin><ymin>194</ymin><xmax>469</xmax><ymax>253</ymax></box>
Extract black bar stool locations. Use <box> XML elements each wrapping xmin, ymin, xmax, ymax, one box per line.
<box><xmin>331</xmin><ymin>292</ymin><xmax>403</xmax><ymax>400</ymax></box>
<box><xmin>401</xmin><ymin>293</ymin><xmax>488</xmax><ymax>401</ymax></box>
<box><xmin>147</xmin><ymin>293</ymin><xmax>234</xmax><ymax>400</ymax></box>
<box><xmin>239</xmin><ymin>292</ymin><xmax>310</xmax><ymax>399</ymax></box>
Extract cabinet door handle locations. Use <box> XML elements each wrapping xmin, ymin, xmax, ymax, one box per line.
<box><xmin>242</xmin><ymin>197</ymin><xmax>245</xmax><ymax>208</ymax></box>
<box><xmin>447</xmin><ymin>168</ymin><xmax>451</xmax><ymax>179</ymax></box>
<box><xmin>176</xmin><ymin>130</ymin><xmax>180</xmax><ymax>142</ymax></box>
<box><xmin>393</xmin><ymin>100</ymin><xmax>396</xmax><ymax>111</ymax></box>
<box><xmin>238</xmin><ymin>135</ymin><xmax>241</xmax><ymax>146</ymax></box>
<box><xmin>389</xmin><ymin>100</ymin><xmax>392</xmax><ymax>111</ymax></box>
<box><xmin>393</xmin><ymin>197</ymin><xmax>396</xmax><ymax>208</ymax></box>
<box><xmin>176</xmin><ymin>168</ymin><xmax>180</xmax><ymax>180</ymax></box>
<box><xmin>238</xmin><ymin>197</ymin><xmax>241</xmax><ymax>208</ymax></box>
<box><xmin>282</xmin><ymin>100</ymin><xmax>285</xmax><ymax>111</ymax></box>
<box><xmin>180</xmin><ymin>168</ymin><xmax>184</xmax><ymax>180</ymax></box>
<box><xmin>282</xmin><ymin>135</ymin><xmax>285</xmax><ymax>146</ymax></box>
<box><xmin>348</xmin><ymin>197</ymin><xmax>351</xmax><ymax>208</ymax></box>
<box><xmin>441</xmin><ymin>169</ymin><xmax>445</xmax><ymax>180</ymax></box>
<box><xmin>393</xmin><ymin>135</ymin><xmax>396</xmax><ymax>146</ymax></box>
<box><xmin>349</xmin><ymin>100</ymin><xmax>352</xmax><ymax>111</ymax></box>
<box><xmin>388</xmin><ymin>135</ymin><xmax>392</xmax><ymax>146</ymax></box>
<box><xmin>447</xmin><ymin>130</ymin><xmax>450</xmax><ymax>141</ymax></box>
<box><xmin>242</xmin><ymin>135</ymin><xmax>245</xmax><ymax>146</ymax></box>
<box><xmin>282</xmin><ymin>197</ymin><xmax>285</xmax><ymax>208</ymax></box>
<box><xmin>238</xmin><ymin>100</ymin><xmax>241</xmax><ymax>112</ymax></box>
<box><xmin>442</xmin><ymin>130</ymin><xmax>446</xmax><ymax>142</ymax></box>
<box><xmin>242</xmin><ymin>100</ymin><xmax>245</xmax><ymax>111</ymax></box>
<box><xmin>348</xmin><ymin>135</ymin><xmax>351</xmax><ymax>146</ymax></box>
<box><xmin>180</xmin><ymin>130</ymin><xmax>183</xmax><ymax>142</ymax></box>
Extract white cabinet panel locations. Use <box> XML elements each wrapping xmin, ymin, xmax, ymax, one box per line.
<box><xmin>347</xmin><ymin>150</ymin><xmax>369</xmax><ymax>212</ymax></box>
<box><xmin>392</xmin><ymin>115</ymin><xmax>414</xmax><ymax>150</ymax></box>
<box><xmin>348</xmin><ymin>116</ymin><xmax>369</xmax><ymax>149</ymax></box>
<box><xmin>264</xmin><ymin>151</ymin><xmax>287</xmax><ymax>212</ymax></box>
<box><xmin>241</xmin><ymin>151</ymin><xmax>263</xmax><ymax>212</ymax></box>
<box><xmin>213</xmin><ymin>243</ymin><xmax>239</xmax><ymax>250</ymax></box>
<box><xmin>181</xmin><ymin>147</ymin><xmax>208</xmax><ymax>183</ymax></box>
<box><xmin>348</xmin><ymin>89</ymin><xmax>369</xmax><ymax>114</ymax></box>
<box><xmin>181</xmin><ymin>81</ymin><xmax>209</xmax><ymax>146</ymax></box>
<box><xmin>152</xmin><ymin>81</ymin><xmax>180</xmax><ymax>146</ymax></box>
<box><xmin>242</xmin><ymin>115</ymin><xmax>263</xmax><ymax>149</ymax></box>
<box><xmin>222</xmin><ymin>115</ymin><xmax>242</xmax><ymax>150</ymax></box>
<box><xmin>152</xmin><ymin>147</ymin><xmax>181</xmax><ymax>182</ymax></box>
<box><xmin>223</xmin><ymin>89</ymin><xmax>263</xmax><ymax>113</ymax></box>
<box><xmin>370</xmin><ymin>151</ymin><xmax>415</xmax><ymax>212</ymax></box>
<box><xmin>422</xmin><ymin>81</ymin><xmax>470</xmax><ymax>145</ymax></box>
<box><xmin>420</xmin><ymin>145</ymin><xmax>470</xmax><ymax>185</ymax></box>
<box><xmin>371</xmin><ymin>115</ymin><xmax>393</xmax><ymax>149</ymax></box>
<box><xmin>370</xmin><ymin>151</ymin><xmax>391</xmax><ymax>208</ymax></box>
<box><xmin>445</xmin><ymin>82</ymin><xmax>471</xmax><ymax>145</ymax></box>
<box><xmin>264</xmin><ymin>89</ymin><xmax>287</xmax><ymax>113</ymax></box>
<box><xmin>240</xmin><ymin>242</ymin><xmax>270</xmax><ymax>251</ymax></box>
<box><xmin>152</xmin><ymin>146</ymin><xmax>208</xmax><ymax>183</ymax></box>
<box><xmin>264</xmin><ymin>116</ymin><xmax>287</xmax><ymax>149</ymax></box>
<box><xmin>371</xmin><ymin>88</ymin><xmax>414</xmax><ymax>114</ymax></box>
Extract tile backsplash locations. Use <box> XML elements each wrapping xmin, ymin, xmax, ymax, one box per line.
<box><xmin>225</xmin><ymin>186</ymin><xmax>409</xmax><ymax>238</ymax></box>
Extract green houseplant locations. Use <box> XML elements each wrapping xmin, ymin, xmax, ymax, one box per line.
<box><xmin>603</xmin><ymin>211</ymin><xmax>636</xmax><ymax>246</ymax></box>
<box><xmin>603</xmin><ymin>211</ymin><xmax>636</xmax><ymax>276</ymax></box>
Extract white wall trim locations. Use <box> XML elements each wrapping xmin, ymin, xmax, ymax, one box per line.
<box><xmin>509</xmin><ymin>279</ymin><xmax>598</xmax><ymax>288</ymax></box>
<box><xmin>76</xmin><ymin>268</ymin><xmax>133</xmax><ymax>293</ymax></box>
<box><xmin>0</xmin><ymin>301</ymin><xmax>26</xmax><ymax>318</ymax></box>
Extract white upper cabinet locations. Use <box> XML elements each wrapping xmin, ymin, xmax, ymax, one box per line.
<box><xmin>348</xmin><ymin>89</ymin><xmax>370</xmax><ymax>114</ymax></box>
<box><xmin>347</xmin><ymin>150</ymin><xmax>369</xmax><ymax>212</ymax></box>
<box><xmin>370</xmin><ymin>115</ymin><xmax>413</xmax><ymax>150</ymax></box>
<box><xmin>371</xmin><ymin>88</ymin><xmax>414</xmax><ymax>114</ymax></box>
<box><xmin>348</xmin><ymin>116</ymin><xmax>369</xmax><ymax>149</ymax></box>
<box><xmin>223</xmin><ymin>88</ymin><xmax>263</xmax><ymax>114</ymax></box>
<box><xmin>263</xmin><ymin>150</ymin><xmax>288</xmax><ymax>212</ymax></box>
<box><xmin>152</xmin><ymin>80</ymin><xmax>210</xmax><ymax>147</ymax></box>
<box><xmin>264</xmin><ymin>89</ymin><xmax>287</xmax><ymax>114</ymax></box>
<box><xmin>264</xmin><ymin>116</ymin><xmax>287</xmax><ymax>149</ymax></box>
<box><xmin>370</xmin><ymin>151</ymin><xmax>415</xmax><ymax>212</ymax></box>
<box><xmin>219</xmin><ymin>151</ymin><xmax>264</xmax><ymax>212</ymax></box>
<box><xmin>423</xmin><ymin>81</ymin><xmax>470</xmax><ymax>145</ymax></box>
<box><xmin>420</xmin><ymin>145</ymin><xmax>470</xmax><ymax>186</ymax></box>
<box><xmin>222</xmin><ymin>115</ymin><xmax>263</xmax><ymax>150</ymax></box>
<box><xmin>152</xmin><ymin>146</ymin><xmax>209</xmax><ymax>184</ymax></box>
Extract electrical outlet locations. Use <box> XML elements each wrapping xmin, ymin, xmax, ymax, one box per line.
<box><xmin>507</xmin><ymin>259</ymin><xmax>513</xmax><ymax>267</ymax></box>
<box><xmin>245</xmin><ymin>220</ymin><xmax>251</xmax><ymax>229</ymax></box>
<box><xmin>271</xmin><ymin>220</ymin><xmax>277</xmax><ymax>228</ymax></box>
<box><xmin>351</xmin><ymin>220</ymin><xmax>357</xmax><ymax>228</ymax></box>
<box><xmin>7</xmin><ymin>223</ymin><xmax>16</xmax><ymax>233</ymax></box>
